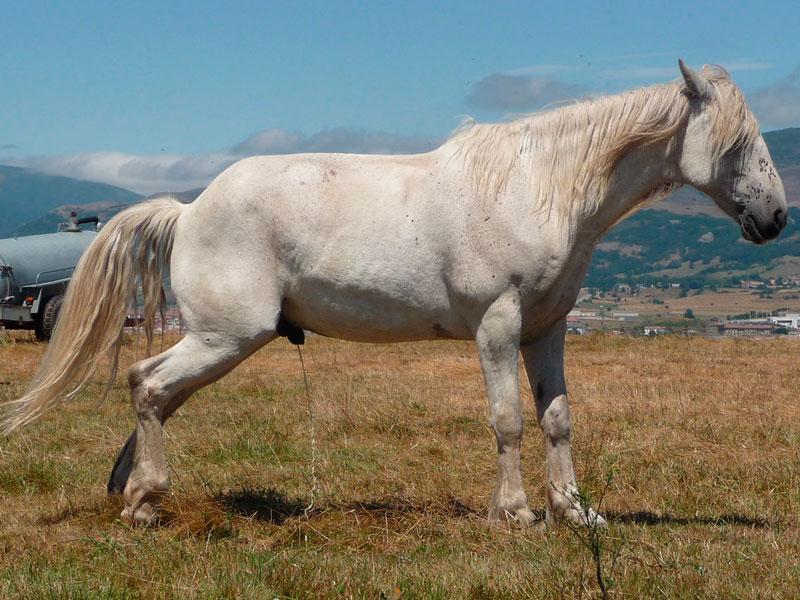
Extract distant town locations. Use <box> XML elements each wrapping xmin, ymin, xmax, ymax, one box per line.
<box><xmin>569</xmin><ymin>276</ymin><xmax>800</xmax><ymax>338</ymax></box>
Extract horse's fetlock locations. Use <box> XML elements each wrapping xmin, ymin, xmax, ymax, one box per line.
<box><xmin>547</xmin><ymin>483</ymin><xmax>580</xmax><ymax>515</ymax></box>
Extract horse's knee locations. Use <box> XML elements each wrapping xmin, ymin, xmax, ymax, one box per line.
<box><xmin>492</xmin><ymin>407</ymin><xmax>523</xmax><ymax>449</ymax></box>
<box><xmin>540</xmin><ymin>395</ymin><xmax>572</xmax><ymax>442</ymax></box>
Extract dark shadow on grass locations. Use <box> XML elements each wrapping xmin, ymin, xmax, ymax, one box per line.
<box><xmin>607</xmin><ymin>510</ymin><xmax>777</xmax><ymax>528</ymax></box>
<box><xmin>215</xmin><ymin>487</ymin><xmax>308</xmax><ymax>524</ymax></box>
<box><xmin>214</xmin><ymin>486</ymin><xmax>482</xmax><ymax>524</ymax></box>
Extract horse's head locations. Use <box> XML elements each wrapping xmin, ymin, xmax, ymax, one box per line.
<box><xmin>676</xmin><ymin>60</ymin><xmax>787</xmax><ymax>244</ymax></box>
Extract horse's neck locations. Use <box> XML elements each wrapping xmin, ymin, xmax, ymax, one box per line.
<box><xmin>574</xmin><ymin>137</ymin><xmax>677</xmax><ymax>242</ymax></box>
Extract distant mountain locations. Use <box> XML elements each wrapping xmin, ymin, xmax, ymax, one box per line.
<box><xmin>587</xmin><ymin>207</ymin><xmax>800</xmax><ymax>289</ymax></box>
<box><xmin>142</xmin><ymin>189</ymin><xmax>204</xmax><ymax>203</ymax></box>
<box><xmin>0</xmin><ymin>166</ymin><xmax>141</xmax><ymax>237</ymax></box>
<box><xmin>9</xmin><ymin>187</ymin><xmax>204</xmax><ymax>237</ymax></box>
<box><xmin>11</xmin><ymin>201</ymin><xmax>137</xmax><ymax>237</ymax></box>
<box><xmin>763</xmin><ymin>128</ymin><xmax>800</xmax><ymax>169</ymax></box>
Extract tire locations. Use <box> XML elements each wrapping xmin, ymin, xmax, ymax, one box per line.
<box><xmin>34</xmin><ymin>295</ymin><xmax>64</xmax><ymax>342</ymax></box>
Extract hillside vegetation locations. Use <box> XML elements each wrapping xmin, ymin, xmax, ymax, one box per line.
<box><xmin>587</xmin><ymin>207</ymin><xmax>800</xmax><ymax>289</ymax></box>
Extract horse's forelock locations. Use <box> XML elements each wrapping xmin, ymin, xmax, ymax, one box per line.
<box><xmin>705</xmin><ymin>75</ymin><xmax>761</xmax><ymax>160</ymax></box>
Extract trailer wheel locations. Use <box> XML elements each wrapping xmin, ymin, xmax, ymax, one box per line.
<box><xmin>35</xmin><ymin>295</ymin><xmax>64</xmax><ymax>342</ymax></box>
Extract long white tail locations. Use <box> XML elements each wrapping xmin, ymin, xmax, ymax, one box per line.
<box><xmin>3</xmin><ymin>197</ymin><xmax>186</xmax><ymax>434</ymax></box>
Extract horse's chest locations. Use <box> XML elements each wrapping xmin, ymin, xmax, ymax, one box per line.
<box><xmin>517</xmin><ymin>247</ymin><xmax>592</xmax><ymax>339</ymax></box>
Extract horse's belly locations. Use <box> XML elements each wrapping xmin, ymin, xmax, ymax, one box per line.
<box><xmin>281</xmin><ymin>277</ymin><xmax>470</xmax><ymax>343</ymax></box>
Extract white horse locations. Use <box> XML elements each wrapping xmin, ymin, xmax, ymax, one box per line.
<box><xmin>4</xmin><ymin>61</ymin><xmax>787</xmax><ymax>526</ymax></box>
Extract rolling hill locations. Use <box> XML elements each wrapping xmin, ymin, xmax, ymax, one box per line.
<box><xmin>9</xmin><ymin>189</ymin><xmax>204</xmax><ymax>237</ymax></box>
<box><xmin>0</xmin><ymin>166</ymin><xmax>141</xmax><ymax>237</ymax></box>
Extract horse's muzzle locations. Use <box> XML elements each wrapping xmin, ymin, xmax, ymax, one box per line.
<box><xmin>739</xmin><ymin>208</ymin><xmax>786</xmax><ymax>245</ymax></box>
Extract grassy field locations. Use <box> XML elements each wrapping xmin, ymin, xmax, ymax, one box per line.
<box><xmin>0</xmin><ymin>331</ymin><xmax>798</xmax><ymax>598</ymax></box>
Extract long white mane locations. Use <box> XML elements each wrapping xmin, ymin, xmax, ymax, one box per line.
<box><xmin>447</xmin><ymin>66</ymin><xmax>760</xmax><ymax>217</ymax></box>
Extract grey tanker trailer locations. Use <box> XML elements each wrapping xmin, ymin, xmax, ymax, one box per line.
<box><xmin>0</xmin><ymin>215</ymin><xmax>99</xmax><ymax>340</ymax></box>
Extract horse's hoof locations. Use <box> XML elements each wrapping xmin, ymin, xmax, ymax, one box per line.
<box><xmin>489</xmin><ymin>504</ymin><xmax>539</xmax><ymax>527</ymax></box>
<box><xmin>121</xmin><ymin>476</ymin><xmax>169</xmax><ymax>526</ymax></box>
<box><xmin>547</xmin><ymin>506</ymin><xmax>607</xmax><ymax>529</ymax></box>
<box><xmin>121</xmin><ymin>501</ymin><xmax>159</xmax><ymax>526</ymax></box>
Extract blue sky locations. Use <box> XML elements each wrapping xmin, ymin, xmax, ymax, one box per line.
<box><xmin>2</xmin><ymin>1</ymin><xmax>799</xmax><ymax>193</ymax></box>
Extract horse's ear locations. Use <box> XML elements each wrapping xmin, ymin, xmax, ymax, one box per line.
<box><xmin>679</xmin><ymin>58</ymin><xmax>712</xmax><ymax>100</ymax></box>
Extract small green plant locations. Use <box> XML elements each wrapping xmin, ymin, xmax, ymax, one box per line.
<box><xmin>554</xmin><ymin>465</ymin><xmax>626</xmax><ymax>599</ymax></box>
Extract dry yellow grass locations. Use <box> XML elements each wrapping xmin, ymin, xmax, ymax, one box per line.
<box><xmin>0</xmin><ymin>330</ymin><xmax>798</xmax><ymax>598</ymax></box>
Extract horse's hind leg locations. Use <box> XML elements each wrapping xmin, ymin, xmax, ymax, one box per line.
<box><xmin>120</xmin><ymin>330</ymin><xmax>269</xmax><ymax>524</ymax></box>
<box><xmin>108</xmin><ymin>359</ymin><xmax>238</xmax><ymax>494</ymax></box>
<box><xmin>107</xmin><ymin>386</ymin><xmax>196</xmax><ymax>495</ymax></box>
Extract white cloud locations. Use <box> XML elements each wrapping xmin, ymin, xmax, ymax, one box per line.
<box><xmin>466</xmin><ymin>74</ymin><xmax>587</xmax><ymax>112</ymax></box>
<box><xmin>749</xmin><ymin>67</ymin><xmax>800</xmax><ymax>130</ymax></box>
<box><xmin>4</xmin><ymin>151</ymin><xmax>237</xmax><ymax>195</ymax></box>
<box><xmin>504</xmin><ymin>64</ymin><xmax>578</xmax><ymax>77</ymax></box>
<box><xmin>3</xmin><ymin>128</ymin><xmax>441</xmax><ymax>195</ymax></box>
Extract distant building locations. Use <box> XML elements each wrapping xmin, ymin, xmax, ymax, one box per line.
<box><xmin>719</xmin><ymin>322</ymin><xmax>774</xmax><ymax>337</ymax></box>
<box><xmin>678</xmin><ymin>328</ymin><xmax>702</xmax><ymax>336</ymax></box>
<box><xmin>768</xmin><ymin>314</ymin><xmax>800</xmax><ymax>329</ymax></box>
<box><xmin>611</xmin><ymin>311</ymin><xmax>639</xmax><ymax>320</ymax></box>
<box><xmin>644</xmin><ymin>325</ymin><xmax>668</xmax><ymax>336</ymax></box>
<box><xmin>566</xmin><ymin>316</ymin><xmax>589</xmax><ymax>335</ymax></box>
<box><xmin>740</xmin><ymin>280</ymin><xmax>765</xmax><ymax>289</ymax></box>
<box><xmin>568</xmin><ymin>309</ymin><xmax>598</xmax><ymax>318</ymax></box>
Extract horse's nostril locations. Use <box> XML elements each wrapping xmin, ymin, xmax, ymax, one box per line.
<box><xmin>775</xmin><ymin>208</ymin><xmax>788</xmax><ymax>229</ymax></box>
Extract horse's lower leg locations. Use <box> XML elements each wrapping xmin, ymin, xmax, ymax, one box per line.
<box><xmin>108</xmin><ymin>360</ymin><xmax>237</xmax><ymax>495</ymax></box>
<box><xmin>107</xmin><ymin>387</ymin><xmax>194</xmax><ymax>495</ymax></box>
<box><xmin>120</xmin><ymin>332</ymin><xmax>266</xmax><ymax>524</ymax></box>
<box><xmin>522</xmin><ymin>321</ymin><xmax>605</xmax><ymax>528</ymax></box>
<box><xmin>476</xmin><ymin>291</ymin><xmax>535</xmax><ymax>525</ymax></box>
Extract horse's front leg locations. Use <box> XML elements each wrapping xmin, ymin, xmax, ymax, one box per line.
<box><xmin>521</xmin><ymin>319</ymin><xmax>606</xmax><ymax>528</ymax></box>
<box><xmin>476</xmin><ymin>290</ymin><xmax>535</xmax><ymax>526</ymax></box>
